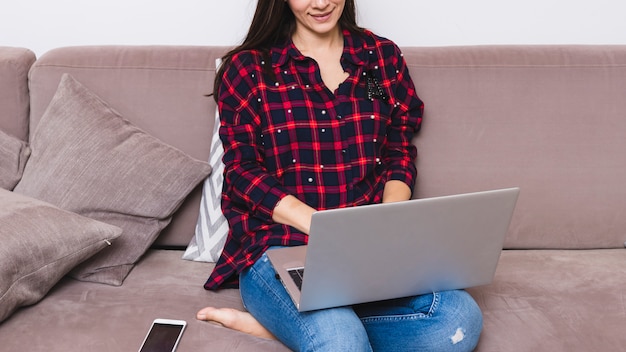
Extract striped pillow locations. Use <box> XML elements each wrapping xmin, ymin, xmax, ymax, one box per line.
<box><xmin>182</xmin><ymin>106</ymin><xmax>228</xmax><ymax>262</ymax></box>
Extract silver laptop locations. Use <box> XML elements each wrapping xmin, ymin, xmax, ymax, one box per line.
<box><xmin>266</xmin><ymin>187</ymin><xmax>520</xmax><ymax>312</ymax></box>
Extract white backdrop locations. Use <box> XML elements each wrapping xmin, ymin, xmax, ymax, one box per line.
<box><xmin>2</xmin><ymin>0</ymin><xmax>626</xmax><ymax>56</ymax></box>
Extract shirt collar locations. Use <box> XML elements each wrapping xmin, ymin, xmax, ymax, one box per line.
<box><xmin>271</xmin><ymin>39</ymin><xmax>304</xmax><ymax>68</ymax></box>
<box><xmin>271</xmin><ymin>29</ymin><xmax>369</xmax><ymax>69</ymax></box>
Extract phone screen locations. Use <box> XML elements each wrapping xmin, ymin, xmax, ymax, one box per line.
<box><xmin>139</xmin><ymin>322</ymin><xmax>185</xmax><ymax>352</ymax></box>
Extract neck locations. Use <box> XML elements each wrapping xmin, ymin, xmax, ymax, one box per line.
<box><xmin>292</xmin><ymin>27</ymin><xmax>343</xmax><ymax>56</ymax></box>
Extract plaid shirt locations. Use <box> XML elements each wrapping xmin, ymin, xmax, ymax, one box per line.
<box><xmin>205</xmin><ymin>29</ymin><xmax>423</xmax><ymax>289</ymax></box>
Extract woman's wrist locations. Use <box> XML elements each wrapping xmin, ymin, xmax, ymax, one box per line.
<box><xmin>382</xmin><ymin>180</ymin><xmax>412</xmax><ymax>203</ymax></box>
<box><xmin>272</xmin><ymin>195</ymin><xmax>316</xmax><ymax>235</ymax></box>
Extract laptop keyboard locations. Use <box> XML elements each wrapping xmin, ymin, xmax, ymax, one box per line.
<box><xmin>287</xmin><ymin>267</ymin><xmax>305</xmax><ymax>291</ymax></box>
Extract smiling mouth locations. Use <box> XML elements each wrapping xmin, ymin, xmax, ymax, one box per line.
<box><xmin>310</xmin><ymin>9</ymin><xmax>334</xmax><ymax>21</ymax></box>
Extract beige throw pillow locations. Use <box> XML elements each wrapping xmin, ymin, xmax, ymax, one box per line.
<box><xmin>0</xmin><ymin>189</ymin><xmax>122</xmax><ymax>323</ymax></box>
<box><xmin>0</xmin><ymin>129</ymin><xmax>30</xmax><ymax>190</ymax></box>
<box><xmin>14</xmin><ymin>74</ymin><xmax>211</xmax><ymax>286</ymax></box>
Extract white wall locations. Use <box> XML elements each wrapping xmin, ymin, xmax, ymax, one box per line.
<box><xmin>2</xmin><ymin>0</ymin><xmax>626</xmax><ymax>56</ymax></box>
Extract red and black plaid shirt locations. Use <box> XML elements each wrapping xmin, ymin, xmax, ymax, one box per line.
<box><xmin>205</xmin><ymin>29</ymin><xmax>423</xmax><ymax>289</ymax></box>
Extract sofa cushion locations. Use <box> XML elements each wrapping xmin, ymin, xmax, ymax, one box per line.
<box><xmin>0</xmin><ymin>129</ymin><xmax>30</xmax><ymax>190</ymax></box>
<box><xmin>0</xmin><ymin>188</ymin><xmax>122</xmax><ymax>323</ymax></box>
<box><xmin>0</xmin><ymin>249</ymin><xmax>290</xmax><ymax>351</ymax></box>
<box><xmin>468</xmin><ymin>249</ymin><xmax>626</xmax><ymax>351</ymax></box>
<box><xmin>406</xmin><ymin>46</ymin><xmax>626</xmax><ymax>249</ymax></box>
<box><xmin>14</xmin><ymin>74</ymin><xmax>211</xmax><ymax>286</ymax></box>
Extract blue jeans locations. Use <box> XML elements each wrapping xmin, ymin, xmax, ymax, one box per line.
<box><xmin>240</xmin><ymin>251</ymin><xmax>483</xmax><ymax>352</ymax></box>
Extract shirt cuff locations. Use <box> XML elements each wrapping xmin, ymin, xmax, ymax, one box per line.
<box><xmin>386</xmin><ymin>166</ymin><xmax>417</xmax><ymax>192</ymax></box>
<box><xmin>253</xmin><ymin>184</ymin><xmax>290</xmax><ymax>222</ymax></box>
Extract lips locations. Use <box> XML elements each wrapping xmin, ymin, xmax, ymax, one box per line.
<box><xmin>310</xmin><ymin>10</ymin><xmax>333</xmax><ymax>22</ymax></box>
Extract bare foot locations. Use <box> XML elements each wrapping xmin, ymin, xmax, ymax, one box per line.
<box><xmin>196</xmin><ymin>307</ymin><xmax>276</xmax><ymax>340</ymax></box>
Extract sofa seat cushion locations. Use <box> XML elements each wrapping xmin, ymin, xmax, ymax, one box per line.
<box><xmin>469</xmin><ymin>249</ymin><xmax>626</xmax><ymax>351</ymax></box>
<box><xmin>0</xmin><ymin>249</ymin><xmax>289</xmax><ymax>352</ymax></box>
<box><xmin>0</xmin><ymin>248</ymin><xmax>623</xmax><ymax>351</ymax></box>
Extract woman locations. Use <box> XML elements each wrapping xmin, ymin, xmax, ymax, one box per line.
<box><xmin>197</xmin><ymin>0</ymin><xmax>483</xmax><ymax>350</ymax></box>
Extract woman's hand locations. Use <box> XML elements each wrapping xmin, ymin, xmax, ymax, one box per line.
<box><xmin>271</xmin><ymin>195</ymin><xmax>317</xmax><ymax>235</ymax></box>
<box><xmin>272</xmin><ymin>181</ymin><xmax>411</xmax><ymax>235</ymax></box>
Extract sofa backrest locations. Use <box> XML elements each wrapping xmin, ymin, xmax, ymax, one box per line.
<box><xmin>406</xmin><ymin>45</ymin><xmax>626</xmax><ymax>250</ymax></box>
<box><xmin>25</xmin><ymin>45</ymin><xmax>626</xmax><ymax>251</ymax></box>
<box><xmin>0</xmin><ymin>47</ymin><xmax>35</xmax><ymax>142</ymax></box>
<box><xmin>28</xmin><ymin>46</ymin><xmax>227</xmax><ymax>248</ymax></box>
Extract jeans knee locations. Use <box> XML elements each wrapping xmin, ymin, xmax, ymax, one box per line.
<box><xmin>359</xmin><ymin>291</ymin><xmax>482</xmax><ymax>352</ymax></box>
<box><xmin>433</xmin><ymin>290</ymin><xmax>483</xmax><ymax>351</ymax></box>
<box><xmin>449</xmin><ymin>290</ymin><xmax>483</xmax><ymax>332</ymax></box>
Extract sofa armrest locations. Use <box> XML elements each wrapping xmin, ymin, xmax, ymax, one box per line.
<box><xmin>0</xmin><ymin>47</ymin><xmax>35</xmax><ymax>141</ymax></box>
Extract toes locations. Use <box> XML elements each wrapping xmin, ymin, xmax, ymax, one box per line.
<box><xmin>196</xmin><ymin>307</ymin><xmax>218</xmax><ymax>321</ymax></box>
<box><xmin>197</xmin><ymin>307</ymin><xmax>237</xmax><ymax>327</ymax></box>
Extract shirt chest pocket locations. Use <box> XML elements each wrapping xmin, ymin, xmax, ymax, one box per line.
<box><xmin>355</xmin><ymin>99</ymin><xmax>393</xmax><ymax>144</ymax></box>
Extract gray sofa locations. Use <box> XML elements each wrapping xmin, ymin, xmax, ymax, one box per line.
<box><xmin>0</xmin><ymin>44</ymin><xmax>625</xmax><ymax>351</ymax></box>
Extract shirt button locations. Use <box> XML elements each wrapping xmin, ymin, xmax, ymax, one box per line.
<box><xmin>292</xmin><ymin>159</ymin><xmax>297</xmax><ymax>163</ymax></box>
<box><xmin>287</xmin><ymin>109</ymin><xmax>292</xmax><ymax>114</ymax></box>
<box><xmin>308</xmin><ymin>178</ymin><xmax>314</xmax><ymax>183</ymax></box>
<box><xmin>320</xmin><ymin>165</ymin><xmax>325</xmax><ymax>169</ymax></box>
<box><xmin>275</xmin><ymin>82</ymin><xmax>280</xmax><ymax>87</ymax></box>
<box><xmin>373</xmin><ymin>138</ymin><xmax>377</xmax><ymax>143</ymax></box>
<box><xmin>321</xmin><ymin>110</ymin><xmax>327</xmax><ymax>115</ymax></box>
<box><xmin>277</xmin><ymin>129</ymin><xmax>282</xmax><ymax>133</ymax></box>
<box><xmin>337</xmin><ymin>115</ymin><xmax>342</xmax><ymax>120</ymax></box>
<box><xmin>321</xmin><ymin>128</ymin><xmax>326</xmax><ymax>133</ymax></box>
<box><xmin>371</xmin><ymin>115</ymin><xmax>375</xmax><ymax>119</ymax></box>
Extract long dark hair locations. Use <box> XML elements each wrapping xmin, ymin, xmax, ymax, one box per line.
<box><xmin>212</xmin><ymin>0</ymin><xmax>364</xmax><ymax>101</ymax></box>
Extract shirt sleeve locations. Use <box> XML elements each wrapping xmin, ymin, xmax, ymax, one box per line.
<box><xmin>217</xmin><ymin>52</ymin><xmax>290</xmax><ymax>222</ymax></box>
<box><xmin>384</xmin><ymin>44</ymin><xmax>424</xmax><ymax>191</ymax></box>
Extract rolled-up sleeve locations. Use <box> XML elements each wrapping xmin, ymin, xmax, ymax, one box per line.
<box><xmin>384</xmin><ymin>45</ymin><xmax>423</xmax><ymax>190</ymax></box>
